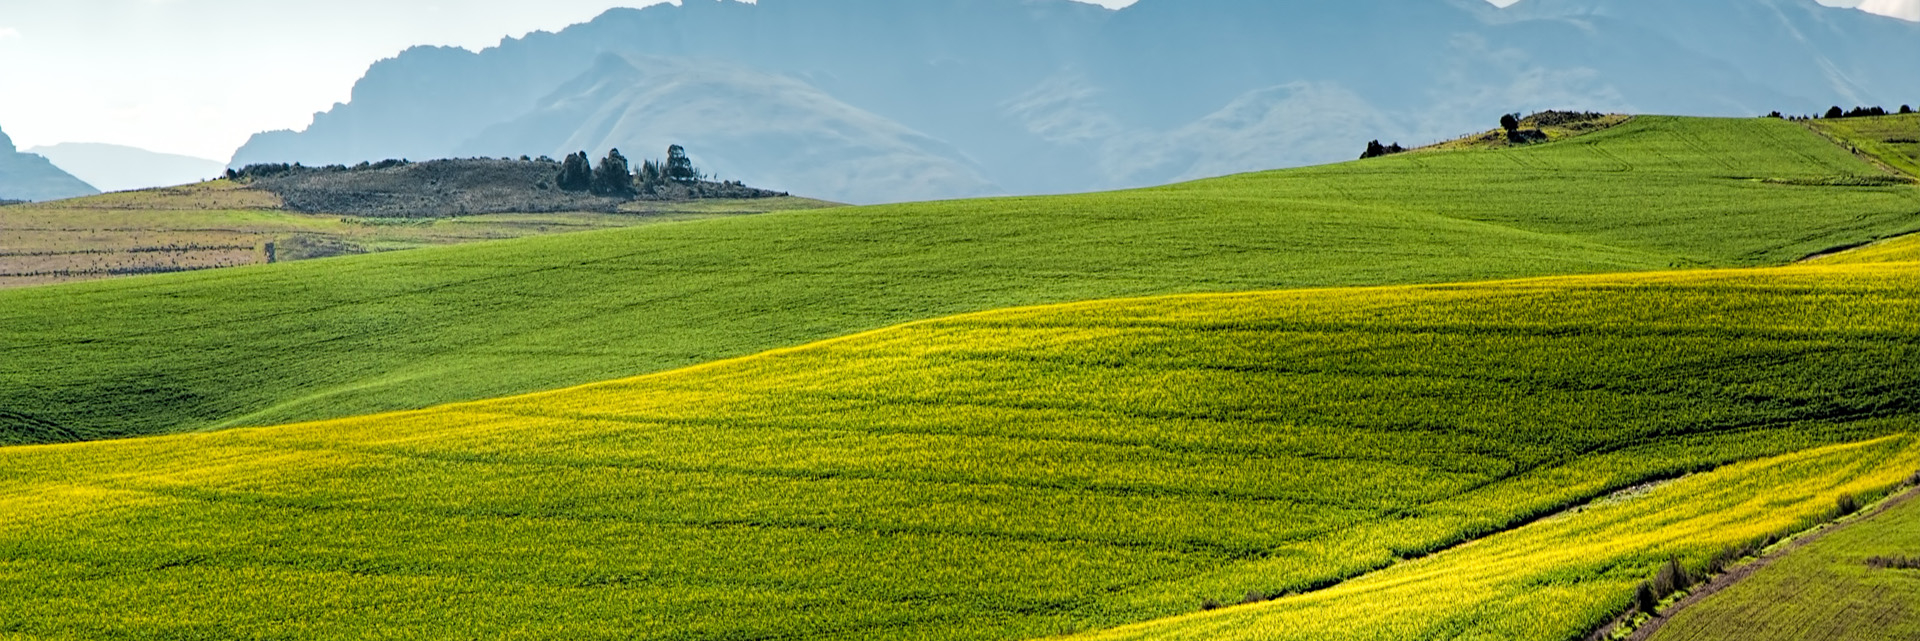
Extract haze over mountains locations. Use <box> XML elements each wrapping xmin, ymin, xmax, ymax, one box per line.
<box><xmin>0</xmin><ymin>125</ymin><xmax>98</xmax><ymax>202</ymax></box>
<box><xmin>26</xmin><ymin>144</ymin><xmax>226</xmax><ymax>194</ymax></box>
<box><xmin>232</xmin><ymin>0</ymin><xmax>1920</xmax><ymax>204</ymax></box>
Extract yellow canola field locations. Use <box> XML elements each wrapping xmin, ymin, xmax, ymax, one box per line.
<box><xmin>1073</xmin><ymin>436</ymin><xmax>1920</xmax><ymax>641</ymax></box>
<box><xmin>2</xmin><ymin>260</ymin><xmax>1918</xmax><ymax>640</ymax></box>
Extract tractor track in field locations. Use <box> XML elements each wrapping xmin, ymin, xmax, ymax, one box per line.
<box><xmin>1588</xmin><ymin>482</ymin><xmax>1920</xmax><ymax>641</ymax></box>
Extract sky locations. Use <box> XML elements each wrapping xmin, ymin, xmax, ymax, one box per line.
<box><xmin>0</xmin><ymin>0</ymin><xmax>1912</xmax><ymax>163</ymax></box>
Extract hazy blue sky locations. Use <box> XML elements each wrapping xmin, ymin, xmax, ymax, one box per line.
<box><xmin>0</xmin><ymin>0</ymin><xmax>1912</xmax><ymax>161</ymax></box>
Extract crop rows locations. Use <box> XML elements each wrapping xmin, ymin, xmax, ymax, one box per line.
<box><xmin>1647</xmin><ymin>456</ymin><xmax>1920</xmax><ymax>640</ymax></box>
<box><xmin>1078</xmin><ymin>436</ymin><xmax>1920</xmax><ymax>641</ymax></box>
<box><xmin>2</xmin><ymin>260</ymin><xmax>1917</xmax><ymax>639</ymax></box>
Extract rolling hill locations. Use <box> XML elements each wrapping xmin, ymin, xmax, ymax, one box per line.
<box><xmin>1647</xmin><ymin>476</ymin><xmax>1920</xmax><ymax>641</ymax></box>
<box><xmin>229</xmin><ymin>0</ymin><xmax>1920</xmax><ymax>202</ymax></box>
<box><xmin>5</xmin><ymin>116</ymin><xmax>1919</xmax><ymax>446</ymax></box>
<box><xmin>2</xmin><ymin>256</ymin><xmax>1916</xmax><ymax>640</ymax></box>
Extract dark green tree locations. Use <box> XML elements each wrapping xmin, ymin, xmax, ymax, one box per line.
<box><xmin>638</xmin><ymin>160</ymin><xmax>663</xmax><ymax>188</ymax></box>
<box><xmin>1500</xmin><ymin>113</ymin><xmax>1521</xmax><ymax>134</ymax></box>
<box><xmin>592</xmin><ymin>149</ymin><xmax>634</xmax><ymax>196</ymax></box>
<box><xmin>665</xmin><ymin>144</ymin><xmax>699</xmax><ymax>183</ymax></box>
<box><xmin>1825</xmin><ymin>106</ymin><xmax>1846</xmax><ymax>119</ymax></box>
<box><xmin>1361</xmin><ymin>140</ymin><xmax>1388</xmax><ymax>160</ymax></box>
<box><xmin>1902</xmin><ymin>105</ymin><xmax>1915</xmax><ymax>115</ymax></box>
<box><xmin>557</xmin><ymin>151</ymin><xmax>593</xmax><ymax>191</ymax></box>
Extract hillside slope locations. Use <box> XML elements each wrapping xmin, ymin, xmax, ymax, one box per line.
<box><xmin>5</xmin><ymin>117</ymin><xmax>1918</xmax><ymax>445</ymax></box>
<box><xmin>1647</xmin><ymin>477</ymin><xmax>1920</xmax><ymax>641</ymax></box>
<box><xmin>3</xmin><ymin>260</ymin><xmax>1917</xmax><ymax>640</ymax></box>
<box><xmin>0</xmin><ymin>125</ymin><xmax>98</xmax><ymax>202</ymax></box>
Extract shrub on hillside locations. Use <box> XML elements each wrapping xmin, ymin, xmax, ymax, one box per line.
<box><xmin>1522</xmin><ymin>110</ymin><xmax>1608</xmax><ymax>128</ymax></box>
<box><xmin>1635</xmin><ymin>581</ymin><xmax>1659</xmax><ymax>614</ymax></box>
<box><xmin>1652</xmin><ymin>557</ymin><xmax>1693</xmax><ymax>596</ymax></box>
<box><xmin>1903</xmin><ymin>105</ymin><xmax>1915</xmax><ymax>115</ymax></box>
<box><xmin>1835</xmin><ymin>493</ymin><xmax>1862</xmax><ymax>517</ymax></box>
<box><xmin>1360</xmin><ymin>140</ymin><xmax>1407</xmax><ymax>159</ymax></box>
<box><xmin>1826</xmin><ymin>106</ymin><xmax>1847</xmax><ymax>119</ymax></box>
<box><xmin>1506</xmin><ymin>129</ymin><xmax>1549</xmax><ymax>145</ymax></box>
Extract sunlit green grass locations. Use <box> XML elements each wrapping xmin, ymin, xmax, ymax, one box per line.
<box><xmin>5</xmin><ymin>116</ymin><xmax>1917</xmax><ymax>445</ymax></box>
<box><xmin>3</xmin><ymin>260</ymin><xmax>1918</xmax><ymax>640</ymax></box>
<box><xmin>1809</xmin><ymin>113</ymin><xmax>1920</xmax><ymax>178</ymax></box>
<box><xmin>1650</xmin><ymin>478</ymin><xmax>1920</xmax><ymax>641</ymax></box>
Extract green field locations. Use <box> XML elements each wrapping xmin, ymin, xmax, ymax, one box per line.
<box><xmin>0</xmin><ymin>180</ymin><xmax>830</xmax><ymax>289</ymax></box>
<box><xmin>1650</xmin><ymin>483</ymin><xmax>1920</xmax><ymax>641</ymax></box>
<box><xmin>3</xmin><ymin>259</ymin><xmax>1918</xmax><ymax>640</ymax></box>
<box><xmin>1809</xmin><ymin>113</ymin><xmax>1920</xmax><ymax>179</ymax></box>
<box><xmin>6</xmin><ymin>116</ymin><xmax>1918</xmax><ymax>445</ymax></box>
<box><xmin>1077</xmin><ymin>437</ymin><xmax>1920</xmax><ymax>641</ymax></box>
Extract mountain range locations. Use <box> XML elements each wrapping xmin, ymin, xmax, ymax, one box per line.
<box><xmin>231</xmin><ymin>0</ymin><xmax>1920</xmax><ymax>204</ymax></box>
<box><xmin>0</xmin><ymin>126</ymin><xmax>99</xmax><ymax>202</ymax></box>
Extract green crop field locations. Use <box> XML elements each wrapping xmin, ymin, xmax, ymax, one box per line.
<box><xmin>1809</xmin><ymin>113</ymin><xmax>1920</xmax><ymax>179</ymax></box>
<box><xmin>1649</xmin><ymin>482</ymin><xmax>1920</xmax><ymax>641</ymax></box>
<box><xmin>1076</xmin><ymin>437</ymin><xmax>1920</xmax><ymax>641</ymax></box>
<box><xmin>2</xmin><ymin>258</ymin><xmax>1918</xmax><ymax>640</ymax></box>
<box><xmin>6</xmin><ymin>116</ymin><xmax>1918</xmax><ymax>446</ymax></box>
<box><xmin>0</xmin><ymin>180</ymin><xmax>829</xmax><ymax>289</ymax></box>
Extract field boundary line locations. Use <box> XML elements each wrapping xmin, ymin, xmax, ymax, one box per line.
<box><xmin>1589</xmin><ymin>479</ymin><xmax>1920</xmax><ymax>641</ymax></box>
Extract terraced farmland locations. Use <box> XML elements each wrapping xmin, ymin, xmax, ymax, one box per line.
<box><xmin>0</xmin><ymin>180</ymin><xmax>828</xmax><ymax>289</ymax></box>
<box><xmin>3</xmin><ymin>259</ymin><xmax>1918</xmax><ymax>640</ymax></box>
<box><xmin>6</xmin><ymin>116</ymin><xmax>1918</xmax><ymax>446</ymax></box>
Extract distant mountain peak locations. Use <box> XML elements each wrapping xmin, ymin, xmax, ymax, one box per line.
<box><xmin>0</xmin><ymin>124</ymin><xmax>100</xmax><ymax>201</ymax></box>
<box><xmin>228</xmin><ymin>0</ymin><xmax>1920</xmax><ymax>203</ymax></box>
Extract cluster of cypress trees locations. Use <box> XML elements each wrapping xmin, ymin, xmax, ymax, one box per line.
<box><xmin>556</xmin><ymin>145</ymin><xmax>704</xmax><ymax>196</ymax></box>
